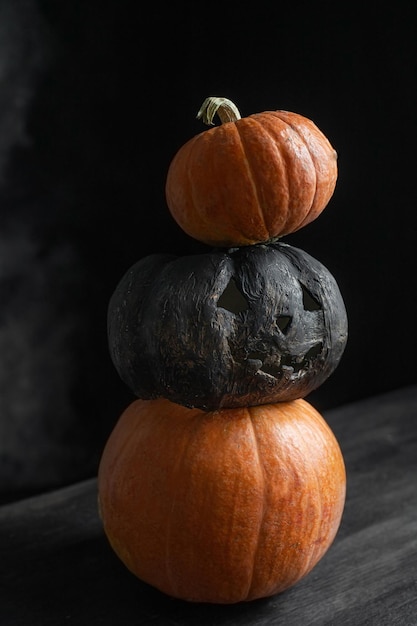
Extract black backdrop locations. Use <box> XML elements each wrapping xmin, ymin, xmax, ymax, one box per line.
<box><xmin>0</xmin><ymin>0</ymin><xmax>415</xmax><ymax>502</ymax></box>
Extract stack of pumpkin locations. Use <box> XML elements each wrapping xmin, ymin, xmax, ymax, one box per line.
<box><xmin>98</xmin><ymin>97</ymin><xmax>348</xmax><ymax>604</ymax></box>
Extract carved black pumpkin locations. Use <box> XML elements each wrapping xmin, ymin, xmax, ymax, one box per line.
<box><xmin>108</xmin><ymin>242</ymin><xmax>348</xmax><ymax>410</ymax></box>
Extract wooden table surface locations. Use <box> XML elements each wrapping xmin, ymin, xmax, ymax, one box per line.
<box><xmin>1</xmin><ymin>385</ymin><xmax>417</xmax><ymax>626</ymax></box>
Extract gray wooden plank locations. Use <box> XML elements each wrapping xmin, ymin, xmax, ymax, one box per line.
<box><xmin>1</xmin><ymin>385</ymin><xmax>417</xmax><ymax>625</ymax></box>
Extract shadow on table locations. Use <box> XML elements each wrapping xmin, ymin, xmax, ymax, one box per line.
<box><xmin>3</xmin><ymin>525</ymin><xmax>285</xmax><ymax>625</ymax></box>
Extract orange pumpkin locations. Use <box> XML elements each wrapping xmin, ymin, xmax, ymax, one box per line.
<box><xmin>98</xmin><ymin>396</ymin><xmax>346</xmax><ymax>604</ymax></box>
<box><xmin>165</xmin><ymin>97</ymin><xmax>338</xmax><ymax>247</ymax></box>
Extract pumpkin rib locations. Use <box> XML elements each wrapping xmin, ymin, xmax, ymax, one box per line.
<box><xmin>100</xmin><ymin>402</ymin><xmax>143</xmax><ymax>525</ymax></box>
<box><xmin>269</xmin><ymin>111</ymin><xmax>320</xmax><ymax>228</ymax></box>
<box><xmin>244</xmin><ymin>406</ymin><xmax>269</xmax><ymax>598</ymax></box>
<box><xmin>184</xmin><ymin>137</ymin><xmax>201</xmax><ymax>233</ymax></box>
<box><xmin>172</xmin><ymin>136</ymin><xmax>209</xmax><ymax>241</ymax></box>
<box><xmin>163</xmin><ymin>410</ymin><xmax>196</xmax><ymax>598</ymax></box>
<box><xmin>256</xmin><ymin>116</ymin><xmax>293</xmax><ymax>235</ymax></box>
<box><xmin>244</xmin><ymin>400</ymin><xmax>344</xmax><ymax>598</ymax></box>
<box><xmin>215</xmin><ymin>122</ymin><xmax>270</xmax><ymax>245</ymax></box>
<box><xmin>185</xmin><ymin>134</ymin><xmax>226</xmax><ymax>244</ymax></box>
<box><xmin>270</xmin><ymin>111</ymin><xmax>337</xmax><ymax>230</ymax></box>
<box><xmin>287</xmin><ymin>402</ymin><xmax>345</xmax><ymax>578</ymax></box>
<box><xmin>175</xmin><ymin>407</ymin><xmax>267</xmax><ymax>603</ymax></box>
<box><xmin>247</xmin><ymin>402</ymin><xmax>302</xmax><ymax>596</ymax></box>
<box><xmin>238</xmin><ymin>116</ymin><xmax>293</xmax><ymax>240</ymax></box>
<box><xmin>295</xmin><ymin>409</ymin><xmax>333</xmax><ymax>584</ymax></box>
<box><xmin>233</xmin><ymin>120</ymin><xmax>270</xmax><ymax>241</ymax></box>
<box><xmin>249</xmin><ymin>114</ymin><xmax>298</xmax><ymax>232</ymax></box>
<box><xmin>186</xmin><ymin>126</ymin><xmax>266</xmax><ymax>246</ymax></box>
<box><xmin>293</xmin><ymin>412</ymin><xmax>325</xmax><ymax>580</ymax></box>
<box><xmin>99</xmin><ymin>401</ymin><xmax>152</xmax><ymax>571</ymax></box>
<box><xmin>260</xmin><ymin>112</ymin><xmax>317</xmax><ymax>235</ymax></box>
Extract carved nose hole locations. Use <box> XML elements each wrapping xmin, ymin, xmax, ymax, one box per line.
<box><xmin>277</xmin><ymin>315</ymin><xmax>291</xmax><ymax>333</ymax></box>
<box><xmin>217</xmin><ymin>278</ymin><xmax>248</xmax><ymax>314</ymax></box>
<box><xmin>301</xmin><ymin>283</ymin><xmax>321</xmax><ymax>311</ymax></box>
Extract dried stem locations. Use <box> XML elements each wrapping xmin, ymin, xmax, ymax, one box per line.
<box><xmin>197</xmin><ymin>97</ymin><xmax>242</xmax><ymax>126</ymax></box>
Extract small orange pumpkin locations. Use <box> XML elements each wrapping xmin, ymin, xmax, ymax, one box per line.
<box><xmin>98</xmin><ymin>396</ymin><xmax>346</xmax><ymax>604</ymax></box>
<box><xmin>165</xmin><ymin>97</ymin><xmax>338</xmax><ymax>248</ymax></box>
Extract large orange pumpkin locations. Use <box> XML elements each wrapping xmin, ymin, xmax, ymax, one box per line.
<box><xmin>165</xmin><ymin>97</ymin><xmax>338</xmax><ymax>247</ymax></box>
<box><xmin>98</xmin><ymin>396</ymin><xmax>346</xmax><ymax>604</ymax></box>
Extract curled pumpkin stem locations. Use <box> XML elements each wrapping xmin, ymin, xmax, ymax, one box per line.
<box><xmin>197</xmin><ymin>96</ymin><xmax>241</xmax><ymax>126</ymax></box>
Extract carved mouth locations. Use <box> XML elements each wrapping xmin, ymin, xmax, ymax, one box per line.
<box><xmin>217</xmin><ymin>275</ymin><xmax>324</xmax><ymax>378</ymax></box>
<box><xmin>246</xmin><ymin>342</ymin><xmax>323</xmax><ymax>378</ymax></box>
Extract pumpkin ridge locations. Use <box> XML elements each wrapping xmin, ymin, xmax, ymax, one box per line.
<box><xmin>186</xmin><ymin>135</ymin><xmax>217</xmax><ymax>242</ymax></box>
<box><xmin>234</xmin><ymin>120</ymin><xmax>270</xmax><ymax>241</ymax></box>
<box><xmin>284</xmin><ymin>402</ymin><xmax>345</xmax><ymax>578</ymax></box>
<box><xmin>194</xmin><ymin>125</ymin><xmax>262</xmax><ymax>246</ymax></box>
<box><xmin>245</xmin><ymin>406</ymin><xmax>269</xmax><ymax>598</ymax></box>
<box><xmin>272</xmin><ymin>112</ymin><xmax>319</xmax><ymax>224</ymax></box>
<box><xmin>243</xmin><ymin>115</ymin><xmax>297</xmax><ymax>237</ymax></box>
<box><xmin>99</xmin><ymin>407</ymin><xmax>135</xmax><ymax>531</ymax></box>
<box><xmin>262</xmin><ymin>111</ymin><xmax>317</xmax><ymax>234</ymax></box>
<box><xmin>269</xmin><ymin>110</ymin><xmax>338</xmax><ymax>229</ymax></box>
<box><xmin>292</xmin><ymin>411</ymin><xmax>324</xmax><ymax>579</ymax></box>
<box><xmin>216</xmin><ymin>121</ymin><xmax>269</xmax><ymax>244</ymax></box>
<box><xmin>163</xmin><ymin>408</ymin><xmax>202</xmax><ymax>597</ymax></box>
<box><xmin>160</xmin><ymin>405</ymin><xmax>207</xmax><ymax>598</ymax></box>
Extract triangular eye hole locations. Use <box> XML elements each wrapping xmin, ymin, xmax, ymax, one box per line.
<box><xmin>301</xmin><ymin>283</ymin><xmax>321</xmax><ymax>311</ymax></box>
<box><xmin>217</xmin><ymin>278</ymin><xmax>249</xmax><ymax>314</ymax></box>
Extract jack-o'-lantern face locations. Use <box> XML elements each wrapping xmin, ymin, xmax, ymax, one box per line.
<box><xmin>108</xmin><ymin>243</ymin><xmax>348</xmax><ymax>410</ymax></box>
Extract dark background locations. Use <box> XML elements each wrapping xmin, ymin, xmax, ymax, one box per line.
<box><xmin>0</xmin><ymin>0</ymin><xmax>415</xmax><ymax>503</ymax></box>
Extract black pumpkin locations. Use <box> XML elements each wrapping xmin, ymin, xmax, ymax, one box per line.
<box><xmin>108</xmin><ymin>242</ymin><xmax>348</xmax><ymax>410</ymax></box>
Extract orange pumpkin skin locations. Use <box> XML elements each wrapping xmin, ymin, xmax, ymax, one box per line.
<box><xmin>165</xmin><ymin>109</ymin><xmax>338</xmax><ymax>247</ymax></box>
<box><xmin>98</xmin><ymin>397</ymin><xmax>346</xmax><ymax>604</ymax></box>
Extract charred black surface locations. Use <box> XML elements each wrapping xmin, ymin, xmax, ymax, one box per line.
<box><xmin>108</xmin><ymin>242</ymin><xmax>348</xmax><ymax>410</ymax></box>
